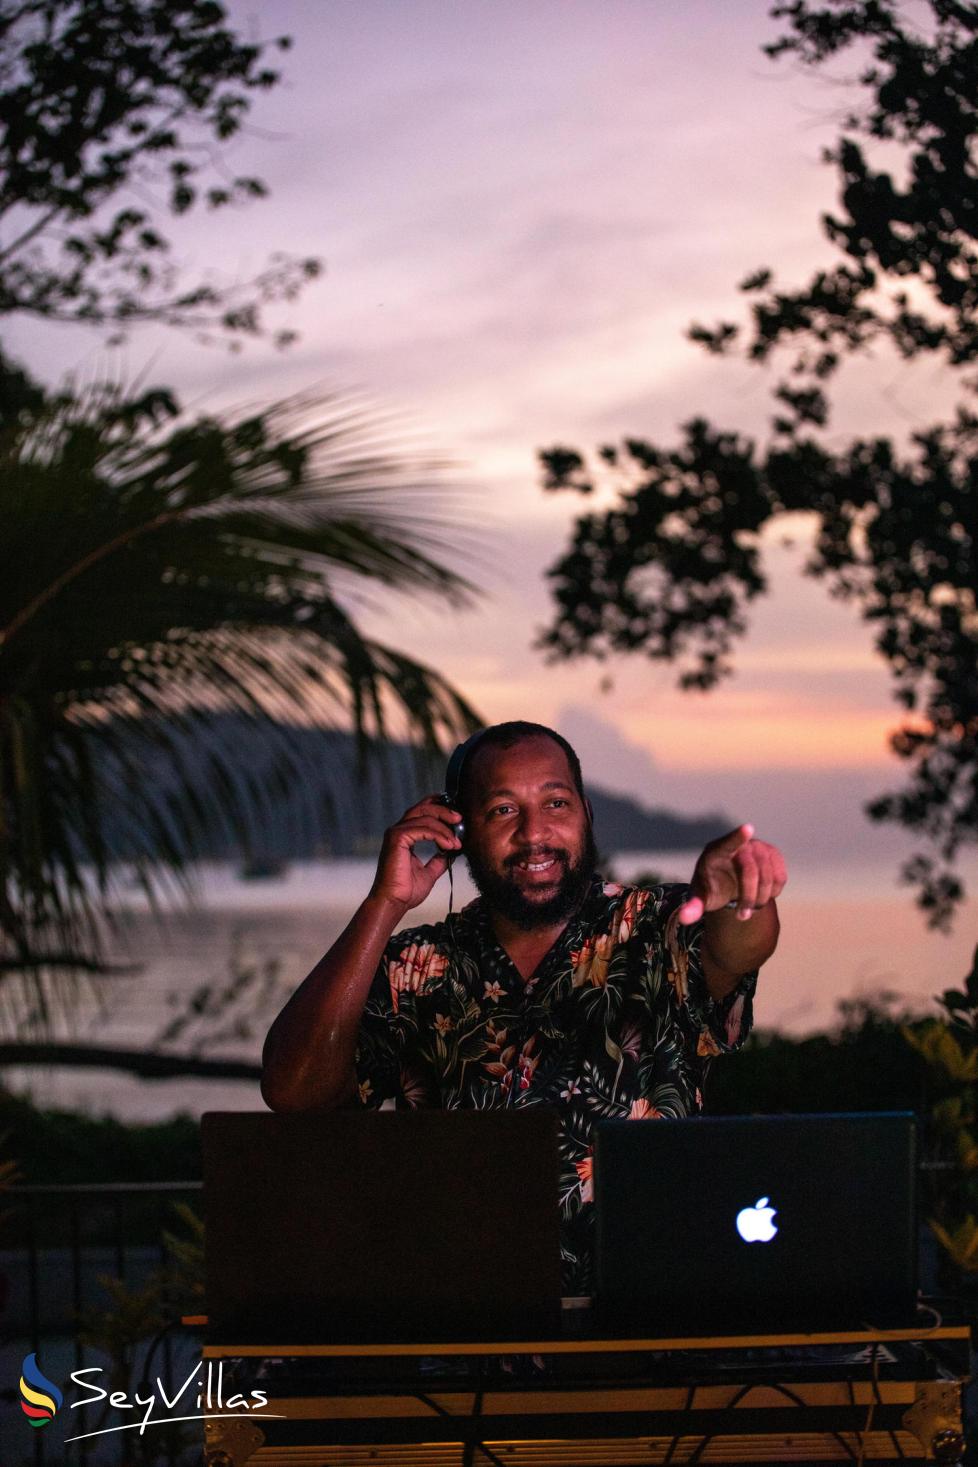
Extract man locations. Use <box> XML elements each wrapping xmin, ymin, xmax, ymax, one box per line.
<box><xmin>262</xmin><ymin>721</ymin><xmax>787</xmax><ymax>1290</ymax></box>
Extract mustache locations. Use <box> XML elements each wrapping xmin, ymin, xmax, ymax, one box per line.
<box><xmin>504</xmin><ymin>848</ymin><xmax>569</xmax><ymax>869</ymax></box>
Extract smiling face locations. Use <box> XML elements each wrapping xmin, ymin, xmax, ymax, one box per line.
<box><xmin>461</xmin><ymin>734</ymin><xmax>597</xmax><ymax>931</ymax></box>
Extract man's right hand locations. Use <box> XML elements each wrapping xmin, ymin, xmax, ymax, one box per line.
<box><xmin>263</xmin><ymin>794</ymin><xmax>462</xmax><ymax>1112</ymax></box>
<box><xmin>263</xmin><ymin>794</ymin><xmax>461</xmax><ymax>1112</ymax></box>
<box><xmin>368</xmin><ymin>795</ymin><xmax>463</xmax><ymax>915</ymax></box>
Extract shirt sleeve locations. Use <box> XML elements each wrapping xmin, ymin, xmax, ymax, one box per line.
<box><xmin>660</xmin><ymin>885</ymin><xmax>757</xmax><ymax>1061</ymax></box>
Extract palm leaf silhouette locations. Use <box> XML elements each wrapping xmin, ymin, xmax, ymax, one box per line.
<box><xmin>0</xmin><ymin>383</ymin><xmax>482</xmax><ymax>1031</ymax></box>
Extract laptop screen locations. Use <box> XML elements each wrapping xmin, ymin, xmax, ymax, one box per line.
<box><xmin>593</xmin><ymin>1112</ymin><xmax>918</xmax><ymax>1335</ymax></box>
<box><xmin>202</xmin><ymin>1109</ymin><xmax>562</xmax><ymax>1343</ymax></box>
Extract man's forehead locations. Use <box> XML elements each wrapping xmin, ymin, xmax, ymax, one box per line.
<box><xmin>468</xmin><ymin>735</ymin><xmax>576</xmax><ymax>794</ymax></box>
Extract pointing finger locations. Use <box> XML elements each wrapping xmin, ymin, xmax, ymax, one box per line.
<box><xmin>712</xmin><ymin>822</ymin><xmax>754</xmax><ymax>854</ymax></box>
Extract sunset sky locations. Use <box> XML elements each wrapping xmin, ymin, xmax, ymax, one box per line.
<box><xmin>8</xmin><ymin>0</ymin><xmax>966</xmax><ymax>870</ymax></box>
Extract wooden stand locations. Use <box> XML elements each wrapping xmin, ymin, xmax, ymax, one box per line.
<box><xmin>194</xmin><ymin>1321</ymin><xmax>971</xmax><ymax>1466</ymax></box>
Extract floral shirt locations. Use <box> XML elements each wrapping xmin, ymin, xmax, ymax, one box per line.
<box><xmin>354</xmin><ymin>876</ymin><xmax>755</xmax><ymax>1292</ymax></box>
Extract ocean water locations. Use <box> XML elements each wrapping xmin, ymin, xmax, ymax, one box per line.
<box><xmin>6</xmin><ymin>851</ymin><xmax>978</xmax><ymax>1122</ymax></box>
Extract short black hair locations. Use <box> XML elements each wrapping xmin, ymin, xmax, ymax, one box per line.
<box><xmin>455</xmin><ymin>721</ymin><xmax>586</xmax><ymax>815</ymax></box>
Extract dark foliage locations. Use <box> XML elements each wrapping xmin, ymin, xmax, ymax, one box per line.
<box><xmin>0</xmin><ymin>384</ymin><xmax>479</xmax><ymax>1026</ymax></box>
<box><xmin>0</xmin><ymin>0</ymin><xmax>320</xmax><ymax>344</ymax></box>
<box><xmin>0</xmin><ymin>1003</ymin><xmax>931</xmax><ymax>1186</ymax></box>
<box><xmin>0</xmin><ymin>1085</ymin><xmax>201</xmax><ymax>1185</ymax></box>
<box><xmin>0</xmin><ymin>4</ymin><xmax>483</xmax><ymax>1047</ymax></box>
<box><xmin>539</xmin><ymin>0</ymin><xmax>978</xmax><ymax>927</ymax></box>
<box><xmin>707</xmin><ymin>998</ymin><xmax>931</xmax><ymax>1116</ymax></box>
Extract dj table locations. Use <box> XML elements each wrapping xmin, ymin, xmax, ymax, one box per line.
<box><xmin>195</xmin><ymin>1317</ymin><xmax>970</xmax><ymax>1466</ymax></box>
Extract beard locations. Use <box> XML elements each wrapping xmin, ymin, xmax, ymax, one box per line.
<box><xmin>464</xmin><ymin>823</ymin><xmax>598</xmax><ymax>931</ymax></box>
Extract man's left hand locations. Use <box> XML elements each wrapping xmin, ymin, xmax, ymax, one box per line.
<box><xmin>678</xmin><ymin>824</ymin><xmax>787</xmax><ymax>925</ymax></box>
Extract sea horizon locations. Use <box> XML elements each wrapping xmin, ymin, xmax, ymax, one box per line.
<box><xmin>5</xmin><ymin>849</ymin><xmax>978</xmax><ymax>1124</ymax></box>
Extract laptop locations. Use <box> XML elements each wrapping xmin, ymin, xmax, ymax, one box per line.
<box><xmin>593</xmin><ymin>1112</ymin><xmax>918</xmax><ymax>1335</ymax></box>
<box><xmin>201</xmin><ymin>1109</ymin><xmax>562</xmax><ymax>1343</ymax></box>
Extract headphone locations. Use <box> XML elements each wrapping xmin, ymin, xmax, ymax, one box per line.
<box><xmin>441</xmin><ymin>728</ymin><xmax>490</xmax><ymax>846</ymax></box>
<box><xmin>438</xmin><ymin>729</ymin><xmax>489</xmax><ymax>933</ymax></box>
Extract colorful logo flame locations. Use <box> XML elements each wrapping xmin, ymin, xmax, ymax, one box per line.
<box><xmin>19</xmin><ymin>1353</ymin><xmax>62</xmax><ymax>1428</ymax></box>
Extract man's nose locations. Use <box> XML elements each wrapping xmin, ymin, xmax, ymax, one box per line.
<box><xmin>516</xmin><ymin>806</ymin><xmax>550</xmax><ymax>843</ymax></box>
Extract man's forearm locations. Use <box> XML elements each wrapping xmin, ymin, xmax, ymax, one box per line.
<box><xmin>700</xmin><ymin>901</ymin><xmax>780</xmax><ymax>1001</ymax></box>
<box><xmin>260</xmin><ymin>892</ymin><xmax>405</xmax><ymax>1112</ymax></box>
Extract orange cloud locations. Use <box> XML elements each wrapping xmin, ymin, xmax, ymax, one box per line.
<box><xmin>621</xmin><ymin>704</ymin><xmax>902</xmax><ymax>771</ymax></box>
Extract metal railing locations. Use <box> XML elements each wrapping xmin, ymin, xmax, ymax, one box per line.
<box><xmin>3</xmin><ymin>1181</ymin><xmax>204</xmax><ymax>1467</ymax></box>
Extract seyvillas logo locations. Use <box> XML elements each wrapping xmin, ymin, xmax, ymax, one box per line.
<box><xmin>64</xmin><ymin>1360</ymin><xmax>275</xmax><ymax>1443</ymax></box>
<box><xmin>20</xmin><ymin>1354</ymin><xmax>63</xmax><ymax>1428</ymax></box>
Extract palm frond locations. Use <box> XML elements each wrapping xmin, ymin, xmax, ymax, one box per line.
<box><xmin>0</xmin><ymin>382</ymin><xmax>485</xmax><ymax>1032</ymax></box>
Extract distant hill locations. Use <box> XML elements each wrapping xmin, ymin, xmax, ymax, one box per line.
<box><xmin>586</xmin><ymin>786</ymin><xmax>727</xmax><ymax>854</ymax></box>
<box><xmin>94</xmin><ymin>717</ymin><xmax>730</xmax><ymax>862</ymax></box>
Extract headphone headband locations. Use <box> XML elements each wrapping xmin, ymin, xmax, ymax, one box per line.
<box><xmin>445</xmin><ymin>729</ymin><xmax>489</xmax><ymax>805</ymax></box>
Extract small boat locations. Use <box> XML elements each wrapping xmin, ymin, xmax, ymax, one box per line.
<box><xmin>238</xmin><ymin>854</ymin><xmax>288</xmax><ymax>880</ymax></box>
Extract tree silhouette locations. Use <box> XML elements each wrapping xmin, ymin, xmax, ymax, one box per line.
<box><xmin>539</xmin><ymin>0</ymin><xmax>978</xmax><ymax>927</ymax></box>
<box><xmin>1</xmin><ymin>384</ymin><xmax>479</xmax><ymax>1033</ymax></box>
<box><xmin>0</xmin><ymin>0</ymin><xmax>320</xmax><ymax>345</ymax></box>
<box><xmin>0</xmin><ymin>3</ymin><xmax>482</xmax><ymax>1038</ymax></box>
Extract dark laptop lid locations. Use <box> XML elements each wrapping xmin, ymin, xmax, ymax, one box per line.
<box><xmin>593</xmin><ymin>1112</ymin><xmax>918</xmax><ymax>1335</ymax></box>
<box><xmin>202</xmin><ymin>1108</ymin><xmax>562</xmax><ymax>1344</ymax></box>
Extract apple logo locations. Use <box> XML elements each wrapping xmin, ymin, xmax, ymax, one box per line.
<box><xmin>736</xmin><ymin>1196</ymin><xmax>778</xmax><ymax>1243</ymax></box>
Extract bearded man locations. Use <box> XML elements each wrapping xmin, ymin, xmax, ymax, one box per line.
<box><xmin>262</xmin><ymin>721</ymin><xmax>787</xmax><ymax>1290</ymax></box>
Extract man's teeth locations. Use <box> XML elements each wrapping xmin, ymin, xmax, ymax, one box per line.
<box><xmin>519</xmin><ymin>858</ymin><xmax>556</xmax><ymax>871</ymax></box>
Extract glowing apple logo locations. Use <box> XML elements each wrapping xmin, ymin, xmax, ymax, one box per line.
<box><xmin>736</xmin><ymin>1196</ymin><xmax>778</xmax><ymax>1243</ymax></box>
